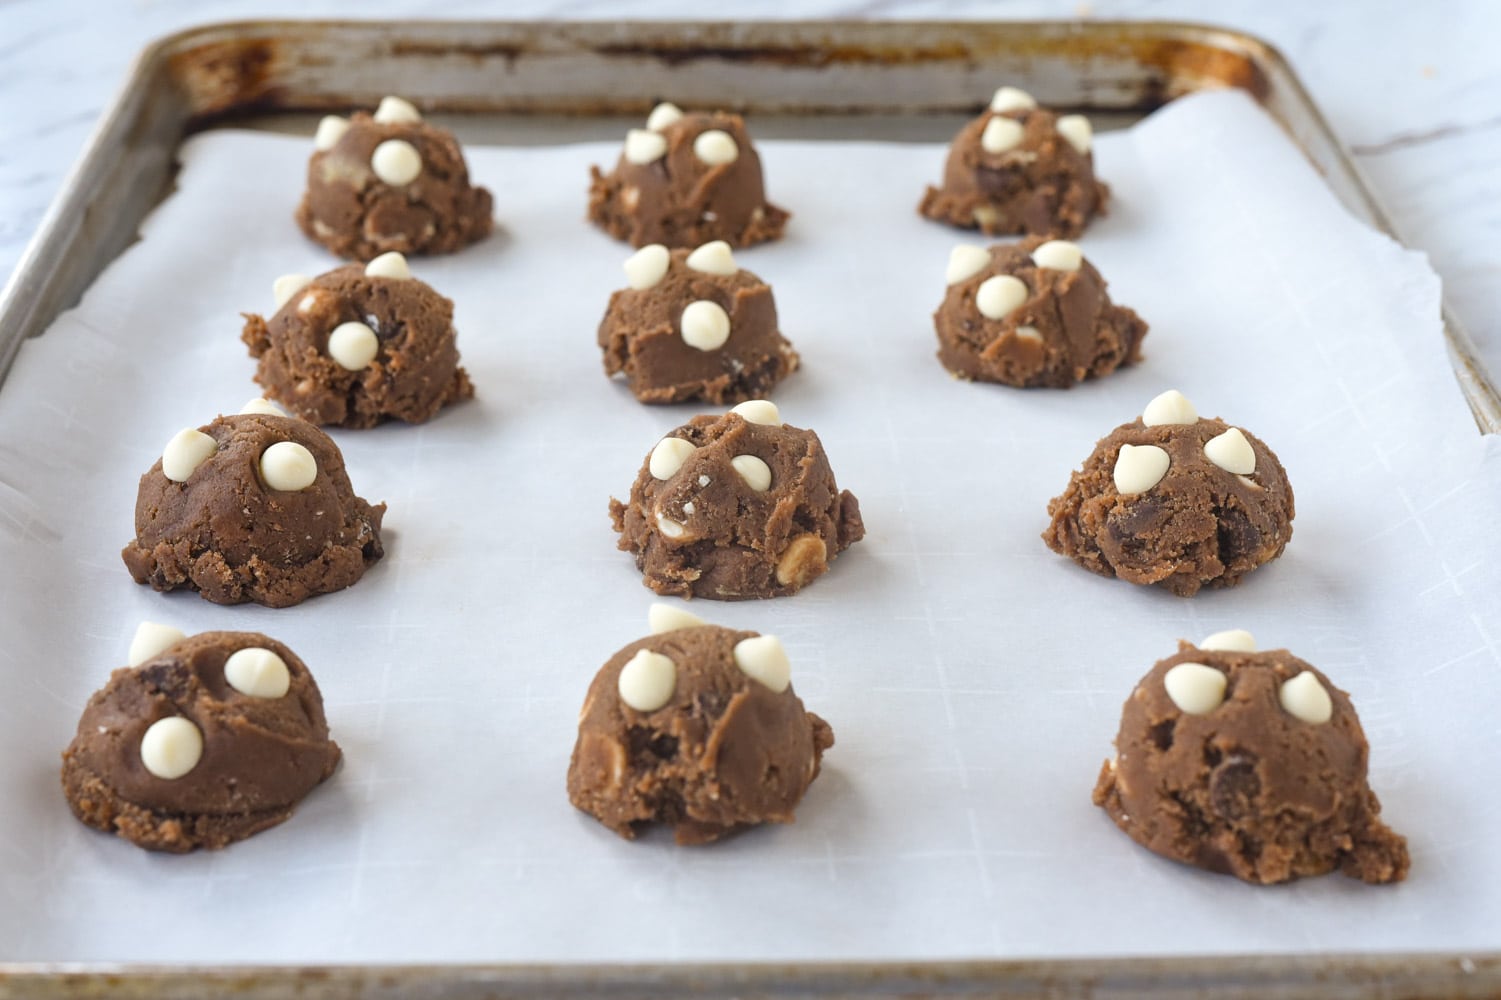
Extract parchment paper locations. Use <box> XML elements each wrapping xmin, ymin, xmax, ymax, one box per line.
<box><xmin>2</xmin><ymin>89</ymin><xmax>1498</xmax><ymax>963</ymax></box>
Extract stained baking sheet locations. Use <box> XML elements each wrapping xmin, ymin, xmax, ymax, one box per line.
<box><xmin>0</xmin><ymin>89</ymin><xmax>1498</xmax><ymax>964</ymax></box>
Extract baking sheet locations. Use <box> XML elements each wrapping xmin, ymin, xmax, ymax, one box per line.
<box><xmin>1</xmin><ymin>88</ymin><xmax>1498</xmax><ymax>964</ymax></box>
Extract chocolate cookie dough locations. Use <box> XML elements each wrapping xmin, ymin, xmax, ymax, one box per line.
<box><xmin>599</xmin><ymin>241</ymin><xmax>799</xmax><ymax>404</ymax></box>
<box><xmin>588</xmin><ymin>102</ymin><xmax>789</xmax><ymax>248</ymax></box>
<box><xmin>122</xmin><ymin>407</ymin><xmax>386</xmax><ymax>608</ymax></box>
<box><xmin>242</xmin><ymin>253</ymin><xmax>474</xmax><ymax>427</ymax></box>
<box><xmin>568</xmin><ymin>606</ymin><xmax>833</xmax><ymax>844</ymax></box>
<box><xmin>935</xmin><ymin>238</ymin><xmax>1147</xmax><ymax>387</ymax></box>
<box><xmin>62</xmin><ymin>624</ymin><xmax>341</xmax><ymax>853</ymax></box>
<box><xmin>1043</xmin><ymin>391</ymin><xmax>1294</xmax><ymax>596</ymax></box>
<box><xmin>1093</xmin><ymin>630</ymin><xmax>1409</xmax><ymax>884</ymax></box>
<box><xmin>919</xmin><ymin>86</ymin><xmax>1107</xmax><ymax>239</ymax></box>
<box><xmin>609</xmin><ymin>401</ymin><xmax>865</xmax><ymax>599</ymax></box>
<box><xmin>297</xmin><ymin>96</ymin><xmax>493</xmax><ymax>260</ymax></box>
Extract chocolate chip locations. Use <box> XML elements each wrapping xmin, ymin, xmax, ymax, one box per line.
<box><xmin>1209</xmin><ymin>754</ymin><xmax>1262</xmax><ymax>821</ymax></box>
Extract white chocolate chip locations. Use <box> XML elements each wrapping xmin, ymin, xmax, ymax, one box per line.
<box><xmin>693</xmin><ymin>129</ymin><xmax>739</xmax><ymax>166</ymax></box>
<box><xmin>1015</xmin><ymin>325</ymin><xmax>1043</xmax><ymax>341</ymax></box>
<box><xmin>1056</xmin><ymin>114</ymin><xmax>1093</xmax><ymax>155</ymax></box>
<box><xmin>656</xmin><ymin>514</ymin><xmax>686</xmax><ymax>539</ymax></box>
<box><xmin>685</xmin><ymin>240</ymin><xmax>737</xmax><ymax>275</ymax></box>
<box><xmin>1031</xmin><ymin>240</ymin><xmax>1083</xmax><ymax>272</ymax></box>
<box><xmin>1163</xmin><ymin>662</ymin><xmax>1227</xmax><ymax>716</ymax></box>
<box><xmin>259</xmin><ymin>441</ymin><xmax>318</xmax><ymax>491</ymax></box>
<box><xmin>730</xmin><ymin>399</ymin><xmax>779</xmax><ymax>426</ymax></box>
<box><xmin>1279</xmin><ymin>671</ymin><xmax>1333</xmax><ymax>724</ymax></box>
<box><xmin>1204</xmin><ymin>427</ymin><xmax>1256</xmax><ymax>475</ymax></box>
<box><xmin>140</xmin><ymin>717</ymin><xmax>203</xmax><ymax>780</ymax></box>
<box><xmin>240</xmin><ymin>398</ymin><xmax>286</xmax><ymax>417</ymax></box>
<box><xmin>945</xmin><ymin>245</ymin><xmax>990</xmax><ymax>285</ymax></box>
<box><xmin>624</xmin><ymin>128</ymin><xmax>668</xmax><ymax>164</ymax></box>
<box><xmin>364</xmin><ymin>252</ymin><xmax>411</xmax><ymax>280</ymax></box>
<box><xmin>646</xmin><ymin>101</ymin><xmax>684</xmax><ymax>131</ymax></box>
<box><xmin>618</xmin><ymin>649</ymin><xmax>677</xmax><ymax>712</ymax></box>
<box><xmin>648</xmin><ymin>603</ymin><xmax>706</xmax><ymax>634</ymax></box>
<box><xmin>371</xmin><ymin>139</ymin><xmax>422</xmax><ymax>185</ymax></box>
<box><xmin>976</xmin><ymin>274</ymin><xmax>1028</xmax><ymax>320</ymax></box>
<box><xmin>981</xmin><ymin>116</ymin><xmax>1025</xmax><ymax>154</ymax></box>
<box><xmin>1201</xmin><ymin>629</ymin><xmax>1256</xmax><ymax>653</ymax></box>
<box><xmin>733</xmin><ymin>634</ymin><xmax>790</xmax><ymax>693</ymax></box>
<box><xmin>128</xmin><ymin>622</ymin><xmax>186</xmax><ymax>667</ymax></box>
<box><xmin>680</xmin><ymin>300</ymin><xmax>731</xmax><ymax>351</ymax></box>
<box><xmin>731</xmin><ymin>454</ymin><xmax>772</xmax><ymax>492</ymax></box>
<box><xmin>1142</xmin><ymin>389</ymin><xmax>1198</xmax><ymax>427</ymax></box>
<box><xmin>328</xmin><ymin>321</ymin><xmax>379</xmax><ymax>370</ymax></box>
<box><xmin>1113</xmin><ymin>444</ymin><xmax>1170</xmax><ymax>495</ymax></box>
<box><xmin>649</xmin><ymin>437</ymin><xmax>697</xmax><ymax>480</ymax></box>
<box><xmin>373</xmin><ymin>95</ymin><xmax>422</xmax><ymax>124</ymax></box>
<box><xmin>224</xmin><ymin>647</ymin><xmax>291</xmax><ymax>699</ymax></box>
<box><xmin>990</xmin><ymin>86</ymin><xmax>1038</xmax><ymax>113</ymax></box>
<box><xmin>161</xmin><ymin>429</ymin><xmax>217</xmax><ymax>483</ymax></box>
<box><xmin>297</xmin><ymin>292</ymin><xmax>324</xmax><ymax>315</ymax></box>
<box><xmin>623</xmin><ymin>244</ymin><xmax>671</xmax><ymax>290</ymax></box>
<box><xmin>272</xmin><ymin>274</ymin><xmax>312</xmax><ymax>309</ymax></box>
<box><xmin>682</xmin><ymin>501</ymin><xmax>696</xmax><ymax>515</ymax></box>
<box><xmin>314</xmin><ymin>115</ymin><xmax>348</xmax><ymax>151</ymax></box>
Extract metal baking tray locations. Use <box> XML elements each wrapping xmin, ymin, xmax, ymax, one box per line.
<box><xmin>0</xmin><ymin>18</ymin><xmax>1495</xmax><ymax>999</ymax></box>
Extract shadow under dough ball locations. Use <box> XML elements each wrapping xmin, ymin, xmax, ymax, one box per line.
<box><xmin>1043</xmin><ymin>390</ymin><xmax>1294</xmax><ymax>596</ymax></box>
<box><xmin>919</xmin><ymin>85</ymin><xmax>1107</xmax><ymax>239</ymax></box>
<box><xmin>242</xmin><ymin>254</ymin><xmax>474</xmax><ymax>428</ymax></box>
<box><xmin>62</xmin><ymin>628</ymin><xmax>341</xmax><ymax>853</ymax></box>
<box><xmin>297</xmin><ymin>96</ymin><xmax>493</xmax><ymax>260</ymax></box>
<box><xmin>569</xmin><ymin>610</ymin><xmax>833</xmax><ymax>845</ymax></box>
<box><xmin>1093</xmin><ymin>631</ymin><xmax>1408</xmax><ymax>884</ymax></box>
<box><xmin>588</xmin><ymin>102</ymin><xmax>789</xmax><ymax>249</ymax></box>
<box><xmin>122</xmin><ymin>411</ymin><xmax>385</xmax><ymax>608</ymax></box>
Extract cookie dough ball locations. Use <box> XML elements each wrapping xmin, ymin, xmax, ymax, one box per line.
<box><xmin>1093</xmin><ymin>632</ymin><xmax>1409</xmax><ymax>884</ymax></box>
<box><xmin>121</xmin><ymin>409</ymin><xmax>386</xmax><ymax>608</ymax></box>
<box><xmin>936</xmin><ymin>238</ymin><xmax>1147</xmax><ymax>387</ymax></box>
<box><xmin>1043</xmin><ymin>391</ymin><xmax>1294</xmax><ymax>596</ymax></box>
<box><xmin>61</xmin><ymin>626</ymin><xmax>341</xmax><ymax>853</ymax></box>
<box><xmin>919</xmin><ymin>85</ymin><xmax>1107</xmax><ymax>239</ymax></box>
<box><xmin>297</xmin><ymin>96</ymin><xmax>493</xmax><ymax>260</ymax></box>
<box><xmin>568</xmin><ymin>607</ymin><xmax>833</xmax><ymax>844</ymax></box>
<box><xmin>242</xmin><ymin>255</ymin><xmax>474</xmax><ymax>428</ymax></box>
<box><xmin>599</xmin><ymin>242</ymin><xmax>799</xmax><ymax>404</ymax></box>
<box><xmin>609</xmin><ymin>402</ymin><xmax>865</xmax><ymax>599</ymax></box>
<box><xmin>588</xmin><ymin>102</ymin><xmax>789</xmax><ymax>249</ymax></box>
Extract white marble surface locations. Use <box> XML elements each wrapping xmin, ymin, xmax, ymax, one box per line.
<box><xmin>1</xmin><ymin>0</ymin><xmax>1497</xmax><ymax>390</ymax></box>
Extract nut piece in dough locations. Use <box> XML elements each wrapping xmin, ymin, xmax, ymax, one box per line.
<box><xmin>589</xmin><ymin>106</ymin><xmax>789</xmax><ymax>249</ymax></box>
<box><xmin>609</xmin><ymin>407</ymin><xmax>864</xmax><ymax>599</ymax></box>
<box><xmin>934</xmin><ymin>237</ymin><xmax>1147</xmax><ymax>388</ymax></box>
<box><xmin>242</xmin><ymin>258</ymin><xmax>474</xmax><ymax>428</ymax></box>
<box><xmin>122</xmin><ymin>411</ymin><xmax>385</xmax><ymax>608</ymax></box>
<box><xmin>598</xmin><ymin>246</ymin><xmax>799</xmax><ymax>405</ymax></box>
<box><xmin>296</xmin><ymin>98</ymin><xmax>492</xmax><ymax>260</ymax></box>
<box><xmin>61</xmin><ymin>630</ymin><xmax>341</xmax><ymax>853</ymax></box>
<box><xmin>568</xmin><ymin>619</ymin><xmax>832</xmax><ymax>844</ymax></box>
<box><xmin>1093</xmin><ymin>639</ymin><xmax>1408</xmax><ymax>884</ymax></box>
<box><xmin>919</xmin><ymin>85</ymin><xmax>1108</xmax><ymax>238</ymax></box>
<box><xmin>1043</xmin><ymin>394</ymin><xmax>1294</xmax><ymax>596</ymax></box>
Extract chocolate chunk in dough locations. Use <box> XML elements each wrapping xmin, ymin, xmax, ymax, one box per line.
<box><xmin>1092</xmin><ymin>632</ymin><xmax>1409</xmax><ymax>884</ymax></box>
<box><xmin>599</xmin><ymin>242</ymin><xmax>799</xmax><ymax>404</ymax></box>
<box><xmin>935</xmin><ymin>237</ymin><xmax>1147</xmax><ymax>387</ymax></box>
<box><xmin>588</xmin><ymin>102</ymin><xmax>789</xmax><ymax>248</ymax></box>
<box><xmin>242</xmin><ymin>255</ymin><xmax>474</xmax><ymax>428</ymax></box>
<box><xmin>568</xmin><ymin>607</ymin><xmax>833</xmax><ymax>844</ymax></box>
<box><xmin>296</xmin><ymin>96</ymin><xmax>493</xmax><ymax>260</ymax></box>
<box><xmin>1043</xmin><ymin>390</ymin><xmax>1294</xmax><ymax>596</ymax></box>
<box><xmin>62</xmin><ymin>627</ymin><xmax>341</xmax><ymax>853</ymax></box>
<box><xmin>919</xmin><ymin>85</ymin><xmax>1107</xmax><ymax>239</ymax></box>
<box><xmin>122</xmin><ymin>409</ymin><xmax>386</xmax><ymax>608</ymax></box>
<box><xmin>609</xmin><ymin>402</ymin><xmax>865</xmax><ymax>599</ymax></box>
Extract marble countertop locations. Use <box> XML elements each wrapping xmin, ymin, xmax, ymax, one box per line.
<box><xmin>3</xmin><ymin>0</ymin><xmax>1497</xmax><ymax>392</ymax></box>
